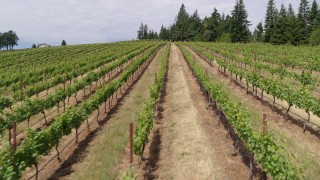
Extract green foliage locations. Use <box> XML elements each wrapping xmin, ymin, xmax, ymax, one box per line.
<box><xmin>178</xmin><ymin>43</ymin><xmax>297</xmax><ymax>179</ymax></box>
<box><xmin>0</xmin><ymin>43</ymin><xmax>165</xmax><ymax>179</ymax></box>
<box><xmin>298</xmin><ymin>0</ymin><xmax>311</xmax><ymax>44</ymax></box>
<box><xmin>0</xmin><ymin>44</ymin><xmax>155</xmax><ymax>135</ymax></box>
<box><xmin>188</xmin><ymin>10</ymin><xmax>204</xmax><ymax>41</ymax></box>
<box><xmin>271</xmin><ymin>4</ymin><xmax>288</xmax><ymax>45</ymax></box>
<box><xmin>253</xmin><ymin>22</ymin><xmax>264</xmax><ymax>42</ymax></box>
<box><xmin>230</xmin><ymin>0</ymin><xmax>251</xmax><ymax>43</ymax></box>
<box><xmin>217</xmin><ymin>33</ymin><xmax>231</xmax><ymax>43</ymax></box>
<box><xmin>309</xmin><ymin>28</ymin><xmax>320</xmax><ymax>45</ymax></box>
<box><xmin>0</xmin><ymin>30</ymin><xmax>19</xmax><ymax>50</ymax></box>
<box><xmin>173</xmin><ymin>4</ymin><xmax>190</xmax><ymax>41</ymax></box>
<box><xmin>122</xmin><ymin>166</ymin><xmax>135</xmax><ymax>180</ymax></box>
<box><xmin>264</xmin><ymin>0</ymin><xmax>278</xmax><ymax>43</ymax></box>
<box><xmin>133</xmin><ymin>44</ymin><xmax>169</xmax><ymax>155</ymax></box>
<box><xmin>137</xmin><ymin>23</ymin><xmax>158</xmax><ymax>40</ymax></box>
<box><xmin>203</xmin><ymin>8</ymin><xmax>221</xmax><ymax>42</ymax></box>
<box><xmin>310</xmin><ymin>0</ymin><xmax>320</xmax><ymax>30</ymax></box>
<box><xmin>61</xmin><ymin>40</ymin><xmax>67</xmax><ymax>46</ymax></box>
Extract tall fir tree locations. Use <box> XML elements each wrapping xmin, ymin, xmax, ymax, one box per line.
<box><xmin>188</xmin><ymin>10</ymin><xmax>204</xmax><ymax>41</ymax></box>
<box><xmin>286</xmin><ymin>4</ymin><xmax>304</xmax><ymax>45</ymax></box>
<box><xmin>173</xmin><ymin>4</ymin><xmax>190</xmax><ymax>41</ymax></box>
<box><xmin>264</xmin><ymin>0</ymin><xmax>278</xmax><ymax>43</ymax></box>
<box><xmin>230</xmin><ymin>0</ymin><xmax>251</xmax><ymax>43</ymax></box>
<box><xmin>271</xmin><ymin>4</ymin><xmax>288</xmax><ymax>45</ymax></box>
<box><xmin>137</xmin><ymin>23</ymin><xmax>144</xmax><ymax>40</ymax></box>
<box><xmin>253</xmin><ymin>22</ymin><xmax>264</xmax><ymax>42</ymax></box>
<box><xmin>159</xmin><ymin>25</ymin><xmax>165</xmax><ymax>40</ymax></box>
<box><xmin>298</xmin><ymin>0</ymin><xmax>311</xmax><ymax>44</ymax></box>
<box><xmin>203</xmin><ymin>8</ymin><xmax>221</xmax><ymax>41</ymax></box>
<box><xmin>143</xmin><ymin>24</ymin><xmax>149</xmax><ymax>39</ymax></box>
<box><xmin>310</xmin><ymin>0</ymin><xmax>320</xmax><ymax>30</ymax></box>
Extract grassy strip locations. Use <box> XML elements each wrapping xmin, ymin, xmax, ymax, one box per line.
<box><xmin>133</xmin><ymin>44</ymin><xmax>170</xmax><ymax>155</ymax></box>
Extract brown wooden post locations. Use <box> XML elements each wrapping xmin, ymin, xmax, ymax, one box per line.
<box><xmin>13</xmin><ymin>122</ymin><xmax>17</xmax><ymax>151</ymax></box>
<box><xmin>155</xmin><ymin>73</ymin><xmax>157</xmax><ymax>84</ymax></box>
<box><xmin>130</xmin><ymin>123</ymin><xmax>133</xmax><ymax>164</ymax></box>
<box><xmin>263</xmin><ymin>114</ymin><xmax>267</xmax><ymax>135</ymax></box>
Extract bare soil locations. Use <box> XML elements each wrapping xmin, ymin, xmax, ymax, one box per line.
<box><xmin>138</xmin><ymin>44</ymin><xmax>249</xmax><ymax>180</ymax></box>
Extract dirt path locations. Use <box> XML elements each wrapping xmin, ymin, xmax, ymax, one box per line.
<box><xmin>187</xmin><ymin>46</ymin><xmax>320</xmax><ymax>178</ymax></box>
<box><xmin>141</xmin><ymin>44</ymin><xmax>249</xmax><ymax>179</ymax></box>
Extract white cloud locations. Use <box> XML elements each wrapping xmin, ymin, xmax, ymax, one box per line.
<box><xmin>0</xmin><ymin>0</ymin><xmax>301</xmax><ymax>48</ymax></box>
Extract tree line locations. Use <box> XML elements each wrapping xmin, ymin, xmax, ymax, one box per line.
<box><xmin>259</xmin><ymin>0</ymin><xmax>320</xmax><ymax>45</ymax></box>
<box><xmin>137</xmin><ymin>23</ymin><xmax>159</xmax><ymax>40</ymax></box>
<box><xmin>137</xmin><ymin>1</ymin><xmax>251</xmax><ymax>43</ymax></box>
<box><xmin>137</xmin><ymin>0</ymin><xmax>320</xmax><ymax>46</ymax></box>
<box><xmin>0</xmin><ymin>30</ymin><xmax>19</xmax><ymax>50</ymax></box>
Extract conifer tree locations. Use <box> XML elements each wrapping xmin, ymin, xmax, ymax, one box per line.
<box><xmin>286</xmin><ymin>4</ymin><xmax>303</xmax><ymax>45</ymax></box>
<box><xmin>264</xmin><ymin>0</ymin><xmax>278</xmax><ymax>43</ymax></box>
<box><xmin>188</xmin><ymin>10</ymin><xmax>204</xmax><ymax>41</ymax></box>
<box><xmin>203</xmin><ymin>8</ymin><xmax>221</xmax><ymax>41</ymax></box>
<box><xmin>298</xmin><ymin>0</ymin><xmax>311</xmax><ymax>44</ymax></box>
<box><xmin>173</xmin><ymin>4</ymin><xmax>190</xmax><ymax>41</ymax></box>
<box><xmin>271</xmin><ymin>4</ymin><xmax>288</xmax><ymax>45</ymax></box>
<box><xmin>230</xmin><ymin>0</ymin><xmax>251</xmax><ymax>43</ymax></box>
<box><xmin>253</xmin><ymin>22</ymin><xmax>264</xmax><ymax>42</ymax></box>
<box><xmin>137</xmin><ymin>23</ymin><xmax>144</xmax><ymax>40</ymax></box>
<box><xmin>310</xmin><ymin>0</ymin><xmax>320</xmax><ymax>30</ymax></box>
<box><xmin>143</xmin><ymin>24</ymin><xmax>149</xmax><ymax>39</ymax></box>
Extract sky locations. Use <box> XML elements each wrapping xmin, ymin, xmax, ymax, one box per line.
<box><xmin>0</xmin><ymin>0</ymin><xmax>302</xmax><ymax>49</ymax></box>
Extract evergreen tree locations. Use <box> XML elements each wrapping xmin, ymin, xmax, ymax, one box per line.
<box><xmin>0</xmin><ymin>33</ymin><xmax>4</xmax><ymax>50</ymax></box>
<box><xmin>159</xmin><ymin>25</ymin><xmax>165</xmax><ymax>40</ymax></box>
<box><xmin>137</xmin><ymin>23</ymin><xmax>144</xmax><ymax>40</ymax></box>
<box><xmin>32</xmin><ymin>44</ymin><xmax>36</xmax><ymax>48</ymax></box>
<box><xmin>188</xmin><ymin>10</ymin><xmax>204</xmax><ymax>41</ymax></box>
<box><xmin>298</xmin><ymin>0</ymin><xmax>311</xmax><ymax>44</ymax></box>
<box><xmin>310</xmin><ymin>0</ymin><xmax>320</xmax><ymax>30</ymax></box>
<box><xmin>154</xmin><ymin>32</ymin><xmax>159</xmax><ymax>39</ymax></box>
<box><xmin>203</xmin><ymin>8</ymin><xmax>221</xmax><ymax>41</ymax></box>
<box><xmin>143</xmin><ymin>24</ymin><xmax>149</xmax><ymax>39</ymax></box>
<box><xmin>230</xmin><ymin>0</ymin><xmax>251</xmax><ymax>43</ymax></box>
<box><xmin>286</xmin><ymin>4</ymin><xmax>303</xmax><ymax>45</ymax></box>
<box><xmin>148</xmin><ymin>29</ymin><xmax>153</xmax><ymax>39</ymax></box>
<box><xmin>253</xmin><ymin>22</ymin><xmax>264</xmax><ymax>42</ymax></box>
<box><xmin>218</xmin><ymin>15</ymin><xmax>233</xmax><ymax>36</ymax></box>
<box><xmin>61</xmin><ymin>40</ymin><xmax>67</xmax><ymax>46</ymax></box>
<box><xmin>173</xmin><ymin>4</ymin><xmax>190</xmax><ymax>41</ymax></box>
<box><xmin>309</xmin><ymin>29</ymin><xmax>320</xmax><ymax>45</ymax></box>
<box><xmin>159</xmin><ymin>26</ymin><xmax>171</xmax><ymax>40</ymax></box>
<box><xmin>271</xmin><ymin>4</ymin><xmax>288</xmax><ymax>45</ymax></box>
<box><xmin>264</xmin><ymin>0</ymin><xmax>278</xmax><ymax>43</ymax></box>
<box><xmin>170</xmin><ymin>24</ymin><xmax>176</xmax><ymax>40</ymax></box>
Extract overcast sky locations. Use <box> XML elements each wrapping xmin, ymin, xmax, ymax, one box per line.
<box><xmin>0</xmin><ymin>0</ymin><xmax>303</xmax><ymax>48</ymax></box>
